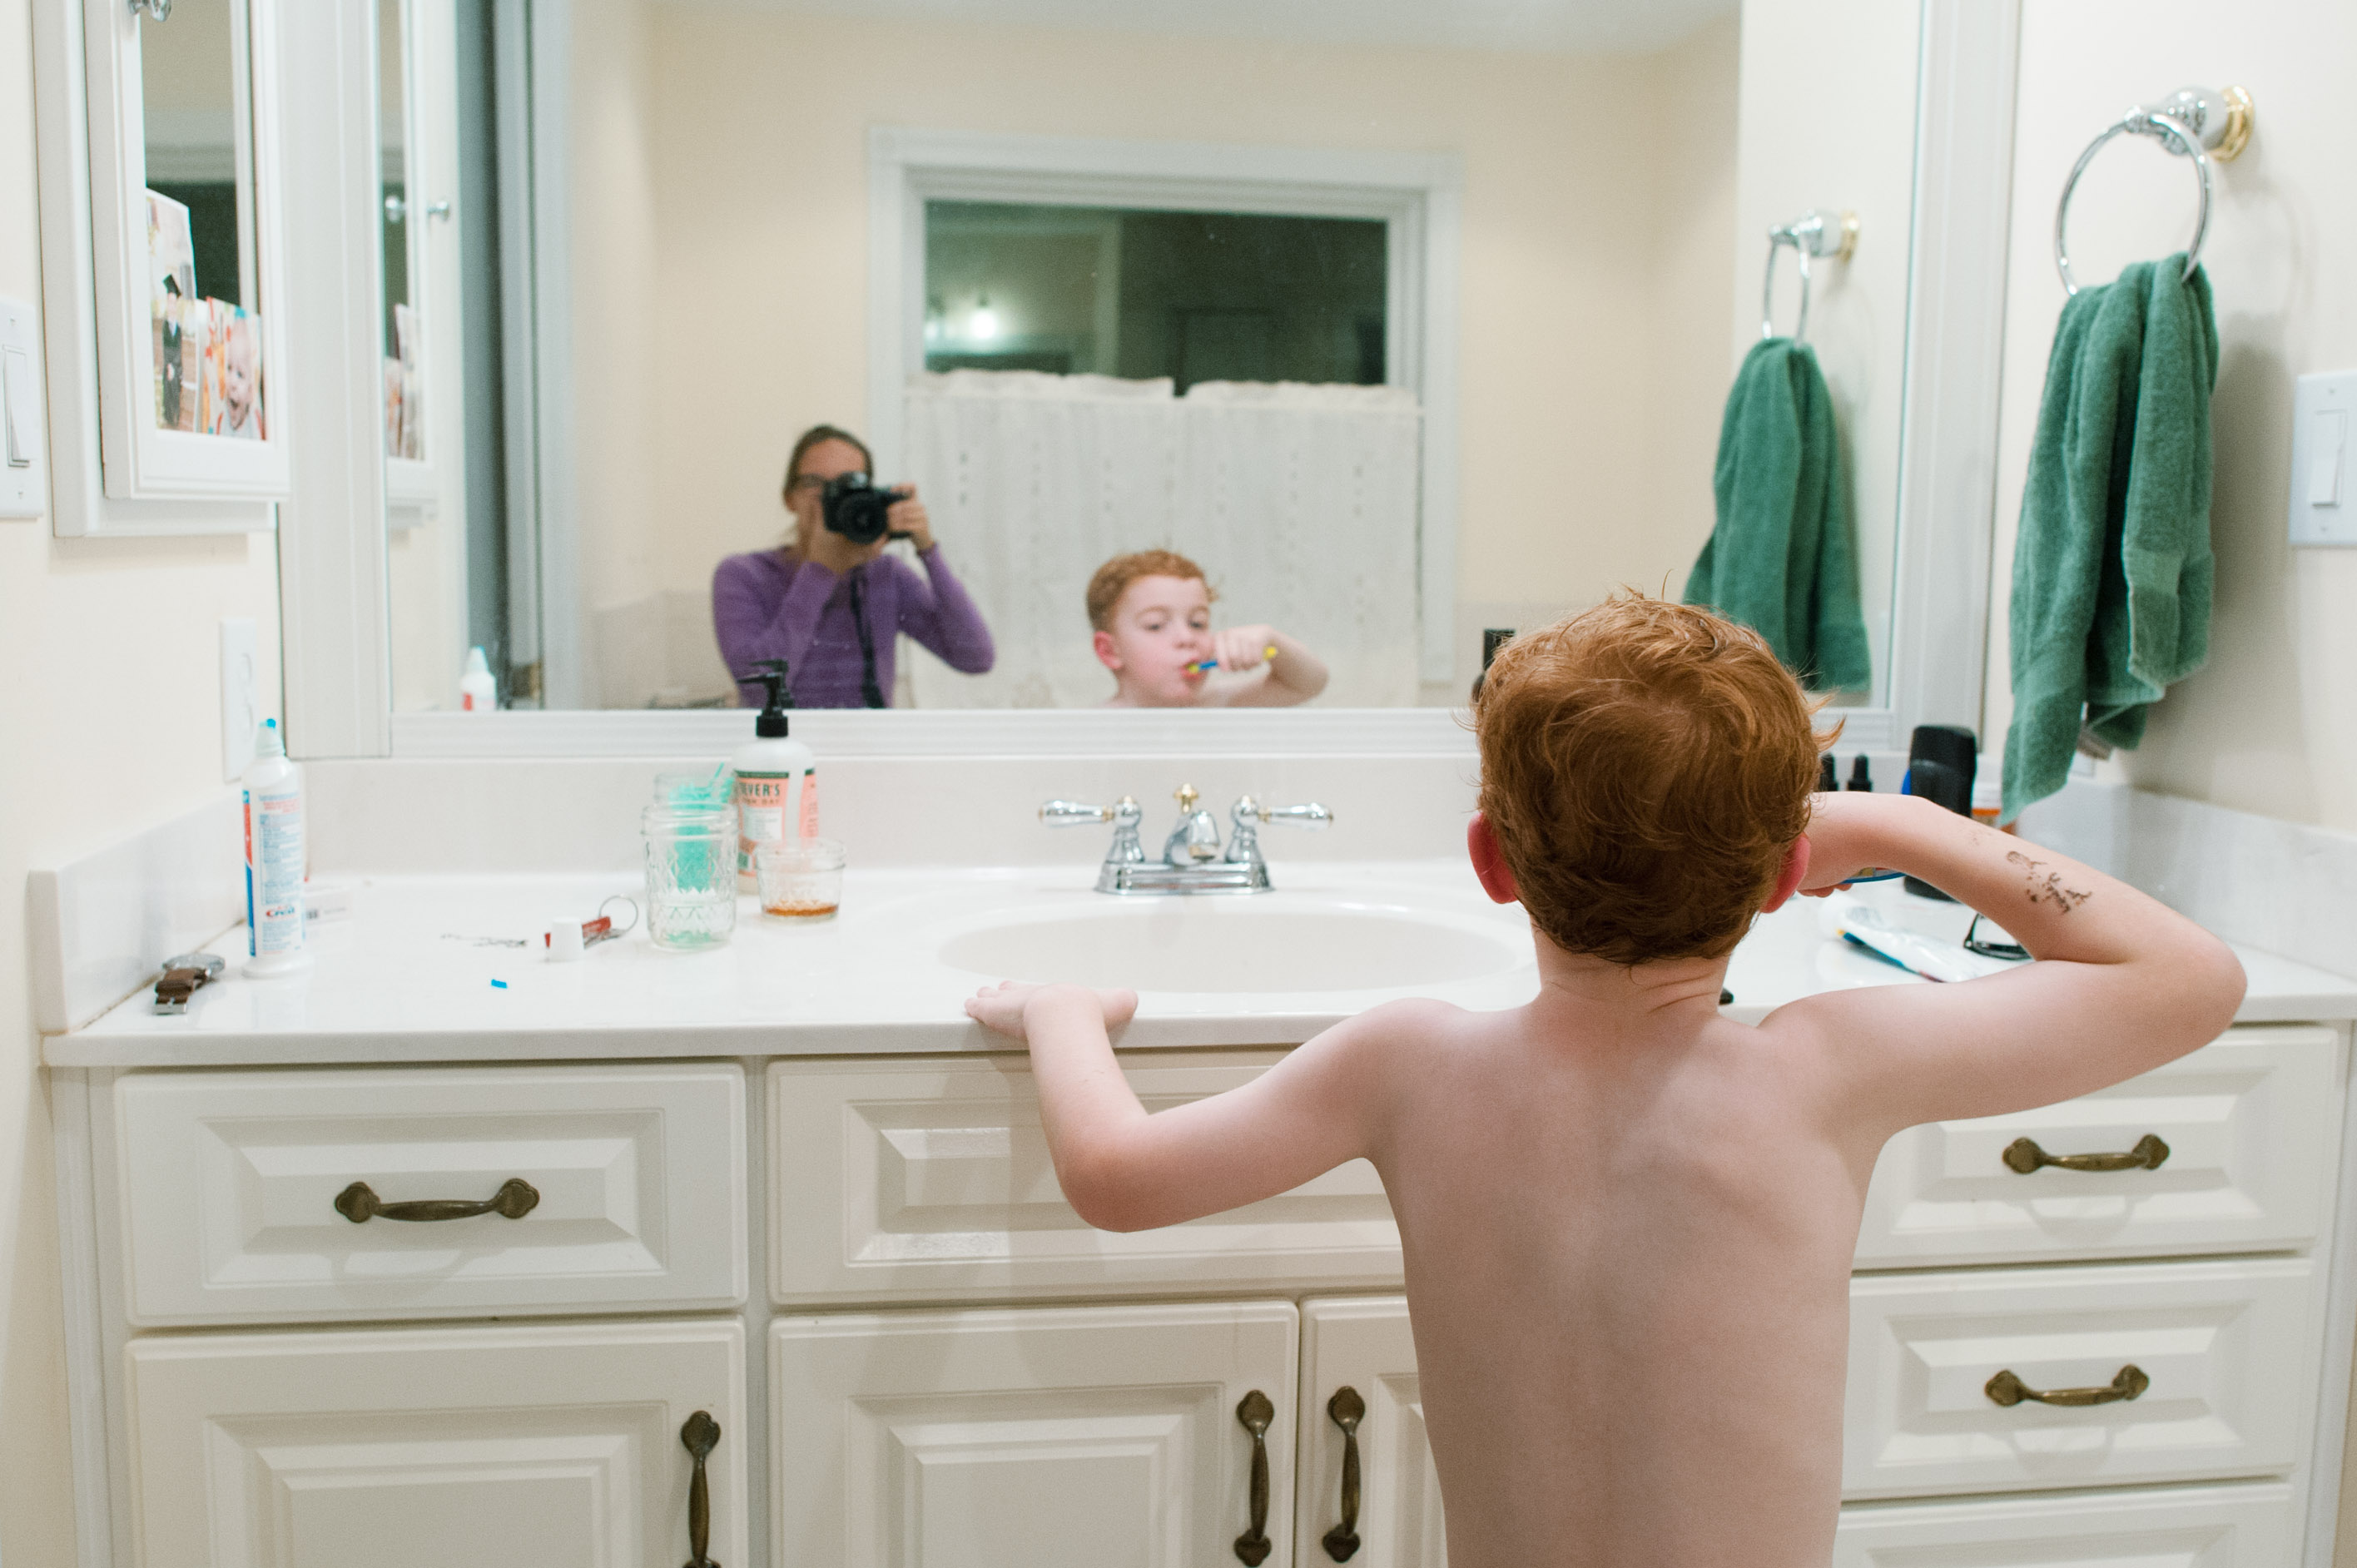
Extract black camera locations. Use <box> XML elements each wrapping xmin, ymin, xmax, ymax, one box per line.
<box><xmin>820</xmin><ymin>472</ymin><xmax>906</xmax><ymax>546</ymax></box>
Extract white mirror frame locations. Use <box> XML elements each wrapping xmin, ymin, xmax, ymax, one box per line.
<box><xmin>34</xmin><ymin>0</ymin><xmax>286</xmax><ymax>534</ymax></box>
<box><xmin>84</xmin><ymin>0</ymin><xmax>292</xmax><ymax>509</ymax></box>
<box><xmin>282</xmin><ymin>0</ymin><xmax>2018</xmax><ymax>763</ymax></box>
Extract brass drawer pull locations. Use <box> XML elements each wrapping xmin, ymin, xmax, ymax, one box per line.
<box><xmin>1322</xmin><ymin>1386</ymin><xmax>1365</xmax><ymax>1561</ymax></box>
<box><xmin>1234</xmin><ymin>1390</ymin><xmax>1274</xmax><ymax>1566</ymax></box>
<box><xmin>681</xmin><ymin>1409</ymin><xmax>721</xmax><ymax>1568</ymax></box>
<box><xmin>333</xmin><ymin>1178</ymin><xmax>540</xmax><ymax>1223</ymax></box>
<box><xmin>1986</xmin><ymin>1364</ymin><xmax>2150</xmax><ymax>1407</ymax></box>
<box><xmin>2002</xmin><ymin>1134</ymin><xmax>2169</xmax><ymax>1174</ymax></box>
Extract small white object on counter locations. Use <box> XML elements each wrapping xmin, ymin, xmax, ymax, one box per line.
<box><xmin>240</xmin><ymin>719</ymin><xmax>309</xmax><ymax>978</ymax></box>
<box><xmin>458</xmin><ymin>646</ymin><xmax>496</xmax><ymax>712</ymax></box>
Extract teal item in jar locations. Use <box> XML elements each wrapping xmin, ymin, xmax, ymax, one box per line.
<box><xmin>643</xmin><ymin>775</ymin><xmax>738</xmax><ymax>949</ymax></box>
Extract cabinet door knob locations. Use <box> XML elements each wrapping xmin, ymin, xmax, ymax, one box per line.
<box><xmin>1233</xmin><ymin>1389</ymin><xmax>1274</xmax><ymax>1566</ymax></box>
<box><xmin>2002</xmin><ymin>1134</ymin><xmax>2169</xmax><ymax>1173</ymax></box>
<box><xmin>1985</xmin><ymin>1364</ymin><xmax>2150</xmax><ymax>1407</ymax></box>
<box><xmin>681</xmin><ymin>1410</ymin><xmax>721</xmax><ymax>1568</ymax></box>
<box><xmin>333</xmin><ymin>1178</ymin><xmax>540</xmax><ymax>1223</ymax></box>
<box><xmin>1322</xmin><ymin>1386</ymin><xmax>1365</xmax><ymax>1561</ymax></box>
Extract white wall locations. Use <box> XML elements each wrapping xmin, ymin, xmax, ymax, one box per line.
<box><xmin>1728</xmin><ymin>0</ymin><xmax>1923</xmax><ymax>705</ymax></box>
<box><xmin>548</xmin><ymin>5</ymin><xmax>1743</xmax><ymax>703</ymax></box>
<box><xmin>1986</xmin><ymin>0</ymin><xmax>2357</xmax><ymax>834</ymax></box>
<box><xmin>0</xmin><ymin>0</ymin><xmax>289</xmax><ymax>1557</ymax></box>
<box><xmin>1981</xmin><ymin>6</ymin><xmax>2357</xmax><ymax>1557</ymax></box>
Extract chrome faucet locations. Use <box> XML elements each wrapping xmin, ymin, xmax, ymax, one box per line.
<box><xmin>1040</xmin><ymin>783</ymin><xmax>1332</xmax><ymax>894</ymax></box>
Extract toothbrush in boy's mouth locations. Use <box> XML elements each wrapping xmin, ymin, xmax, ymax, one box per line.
<box><xmin>1185</xmin><ymin>645</ymin><xmax>1278</xmax><ymax>674</ymax></box>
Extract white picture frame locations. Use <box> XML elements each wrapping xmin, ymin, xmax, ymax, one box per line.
<box><xmin>80</xmin><ymin>0</ymin><xmax>293</xmax><ymax>508</ymax></box>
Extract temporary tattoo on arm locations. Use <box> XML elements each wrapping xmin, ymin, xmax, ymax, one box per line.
<box><xmin>2006</xmin><ymin>850</ymin><xmax>2092</xmax><ymax>912</ymax></box>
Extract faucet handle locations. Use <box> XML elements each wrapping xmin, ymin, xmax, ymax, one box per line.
<box><xmin>1041</xmin><ymin>796</ymin><xmax>1141</xmax><ymax>828</ymax></box>
<box><xmin>1235</xmin><ymin>796</ymin><xmax>1333</xmax><ymax>830</ymax></box>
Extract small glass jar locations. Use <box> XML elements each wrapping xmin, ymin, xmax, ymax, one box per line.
<box><xmin>643</xmin><ymin>801</ymin><xmax>738</xmax><ymax>949</ymax></box>
<box><xmin>756</xmin><ymin>836</ymin><xmax>846</xmax><ymax>920</ymax></box>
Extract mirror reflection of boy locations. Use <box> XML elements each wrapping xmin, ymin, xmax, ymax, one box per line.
<box><xmin>1086</xmin><ymin>550</ymin><xmax>1328</xmax><ymax>708</ymax></box>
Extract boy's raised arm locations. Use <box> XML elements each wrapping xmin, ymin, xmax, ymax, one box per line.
<box><xmin>1776</xmin><ymin>792</ymin><xmax>2245</xmax><ymax>1134</ymax></box>
<box><xmin>965</xmin><ymin>981</ymin><xmax>1406</xmax><ymax>1233</ymax></box>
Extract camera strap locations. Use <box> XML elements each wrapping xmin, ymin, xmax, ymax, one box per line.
<box><xmin>846</xmin><ymin>571</ymin><xmax>887</xmax><ymax>709</ymax></box>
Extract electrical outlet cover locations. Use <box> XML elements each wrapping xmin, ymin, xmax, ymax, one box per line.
<box><xmin>221</xmin><ymin>619</ymin><xmax>261</xmax><ymax>781</ymax></box>
<box><xmin>0</xmin><ymin>295</ymin><xmax>44</xmax><ymax>519</ymax></box>
<box><xmin>2290</xmin><ymin>370</ymin><xmax>2357</xmax><ymax>546</ymax></box>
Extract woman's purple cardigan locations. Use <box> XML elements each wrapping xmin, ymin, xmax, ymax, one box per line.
<box><xmin>712</xmin><ymin>544</ymin><xmax>995</xmax><ymax>707</ymax></box>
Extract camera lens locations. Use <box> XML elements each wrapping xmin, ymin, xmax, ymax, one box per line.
<box><xmin>821</xmin><ymin>473</ymin><xmax>895</xmax><ymax>545</ymax></box>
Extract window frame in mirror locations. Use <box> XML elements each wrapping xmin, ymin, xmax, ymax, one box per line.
<box><xmin>865</xmin><ymin>126</ymin><xmax>1461</xmax><ymax>689</ymax></box>
<box><xmin>279</xmin><ymin>0</ymin><xmax>2019</xmax><ymax>763</ymax></box>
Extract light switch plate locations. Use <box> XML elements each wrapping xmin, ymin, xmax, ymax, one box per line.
<box><xmin>2290</xmin><ymin>370</ymin><xmax>2357</xmax><ymax>546</ymax></box>
<box><xmin>221</xmin><ymin>619</ymin><xmax>261</xmax><ymax>781</ymax></box>
<box><xmin>0</xmin><ymin>295</ymin><xmax>45</xmax><ymax>519</ymax></box>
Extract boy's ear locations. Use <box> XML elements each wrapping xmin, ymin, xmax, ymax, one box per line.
<box><xmin>1759</xmin><ymin>836</ymin><xmax>1811</xmax><ymax>914</ymax></box>
<box><xmin>1467</xmin><ymin>813</ymin><xmax>1519</xmax><ymax>905</ymax></box>
<box><xmin>1092</xmin><ymin>630</ymin><xmax>1121</xmax><ymax>672</ymax></box>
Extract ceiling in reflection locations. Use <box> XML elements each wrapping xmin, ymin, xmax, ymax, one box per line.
<box><xmin>651</xmin><ymin>0</ymin><xmax>1739</xmax><ymax>56</ymax></box>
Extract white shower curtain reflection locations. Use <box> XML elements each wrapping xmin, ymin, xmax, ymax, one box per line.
<box><xmin>902</xmin><ymin>370</ymin><xmax>1422</xmax><ymax>709</ymax></box>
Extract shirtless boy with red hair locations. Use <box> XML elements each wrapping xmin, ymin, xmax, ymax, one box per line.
<box><xmin>968</xmin><ymin>594</ymin><xmax>2244</xmax><ymax>1566</ymax></box>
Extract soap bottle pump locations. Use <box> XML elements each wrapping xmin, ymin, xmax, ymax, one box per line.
<box><xmin>732</xmin><ymin>659</ymin><xmax>816</xmax><ymax>890</ymax></box>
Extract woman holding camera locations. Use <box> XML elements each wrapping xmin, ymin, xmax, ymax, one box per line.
<box><xmin>713</xmin><ymin>424</ymin><xmax>996</xmax><ymax>707</ymax></box>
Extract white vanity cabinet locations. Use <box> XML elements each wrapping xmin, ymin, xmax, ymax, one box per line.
<box><xmin>53</xmin><ymin>1021</ymin><xmax>2355</xmax><ymax>1567</ymax></box>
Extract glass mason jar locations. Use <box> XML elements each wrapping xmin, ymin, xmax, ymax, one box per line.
<box><xmin>642</xmin><ymin>801</ymin><xmax>738</xmax><ymax>950</ymax></box>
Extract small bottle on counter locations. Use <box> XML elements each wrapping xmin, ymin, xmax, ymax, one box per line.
<box><xmin>241</xmin><ymin>718</ymin><xmax>311</xmax><ymax>976</ymax></box>
<box><xmin>459</xmin><ymin>646</ymin><xmax>497</xmax><ymax>712</ymax></box>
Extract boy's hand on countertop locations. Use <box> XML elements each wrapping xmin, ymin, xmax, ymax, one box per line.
<box><xmin>965</xmin><ymin>980</ymin><xmax>1139</xmax><ymax>1040</ymax></box>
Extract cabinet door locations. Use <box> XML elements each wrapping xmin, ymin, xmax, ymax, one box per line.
<box><xmin>1833</xmin><ymin>1480</ymin><xmax>2295</xmax><ymax>1565</ymax></box>
<box><xmin>1297</xmin><ymin>1297</ymin><xmax>1446</xmax><ymax>1568</ymax></box>
<box><xmin>125</xmin><ymin>1318</ymin><xmax>746</xmax><ymax>1568</ymax></box>
<box><xmin>773</xmin><ymin>1300</ymin><xmax>1298</xmax><ymax>1568</ymax></box>
<box><xmin>768</xmin><ymin>1053</ymin><xmax>1399</xmax><ymax>1304</ymax></box>
<box><xmin>1856</xmin><ymin>1026</ymin><xmax>2342</xmax><ymax>1268</ymax></box>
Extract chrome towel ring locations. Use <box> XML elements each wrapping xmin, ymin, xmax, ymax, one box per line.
<box><xmin>2054</xmin><ymin>85</ymin><xmax>2253</xmax><ymax>295</ymax></box>
<box><xmin>1761</xmin><ymin>209</ymin><xmax>1858</xmax><ymax>344</ymax></box>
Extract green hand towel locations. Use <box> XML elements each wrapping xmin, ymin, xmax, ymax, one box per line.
<box><xmin>1685</xmin><ymin>338</ymin><xmax>1871</xmax><ymax>692</ymax></box>
<box><xmin>2001</xmin><ymin>256</ymin><xmax>2217</xmax><ymax>823</ymax></box>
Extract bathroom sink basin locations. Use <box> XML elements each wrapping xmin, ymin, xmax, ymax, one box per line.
<box><xmin>935</xmin><ymin>899</ymin><xmax>1529</xmax><ymax>994</ymax></box>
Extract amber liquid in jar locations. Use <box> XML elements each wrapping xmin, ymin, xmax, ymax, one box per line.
<box><xmin>762</xmin><ymin>897</ymin><xmax>839</xmax><ymax>920</ymax></box>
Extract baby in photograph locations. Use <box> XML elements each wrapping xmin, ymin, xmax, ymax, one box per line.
<box><xmin>968</xmin><ymin>595</ymin><xmax>2245</xmax><ymax>1567</ymax></box>
<box><xmin>1086</xmin><ymin>549</ymin><xmax>1329</xmax><ymax>707</ymax></box>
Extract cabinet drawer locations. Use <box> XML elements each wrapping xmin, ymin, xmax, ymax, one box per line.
<box><xmin>1844</xmin><ymin>1257</ymin><xmax>2315</xmax><ymax>1500</ymax></box>
<box><xmin>1856</xmin><ymin>1026</ymin><xmax>2342</xmax><ymax>1268</ymax></box>
<box><xmin>117</xmin><ymin>1064</ymin><xmax>747</xmax><ymax>1324</ymax></box>
<box><xmin>767</xmin><ymin>1053</ymin><xmax>1401</xmax><ymax>1304</ymax></box>
<box><xmin>125</xmin><ymin>1318</ymin><xmax>747</xmax><ymax>1568</ymax></box>
<box><xmin>1833</xmin><ymin>1480</ymin><xmax>2295</xmax><ymax>1564</ymax></box>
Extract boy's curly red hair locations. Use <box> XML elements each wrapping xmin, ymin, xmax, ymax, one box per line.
<box><xmin>1474</xmin><ymin>595</ymin><xmax>1835</xmax><ymax>965</ymax></box>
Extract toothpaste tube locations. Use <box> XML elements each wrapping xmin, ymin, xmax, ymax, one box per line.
<box><xmin>1817</xmin><ymin>895</ymin><xmax>2017</xmax><ymax>983</ymax></box>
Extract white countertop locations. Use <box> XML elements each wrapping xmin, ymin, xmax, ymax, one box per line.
<box><xmin>51</xmin><ymin>861</ymin><xmax>2357</xmax><ymax>1068</ymax></box>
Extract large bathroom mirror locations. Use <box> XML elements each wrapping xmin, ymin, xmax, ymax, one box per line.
<box><xmin>377</xmin><ymin>0</ymin><xmax>1948</xmax><ymax>726</ymax></box>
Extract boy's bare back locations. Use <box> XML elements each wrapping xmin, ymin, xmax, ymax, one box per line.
<box><xmin>965</xmin><ymin>603</ymin><xmax>2244</xmax><ymax>1567</ymax></box>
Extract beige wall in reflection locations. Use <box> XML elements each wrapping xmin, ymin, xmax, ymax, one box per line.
<box><xmin>569</xmin><ymin>5</ymin><xmax>1741</xmax><ymax>705</ymax></box>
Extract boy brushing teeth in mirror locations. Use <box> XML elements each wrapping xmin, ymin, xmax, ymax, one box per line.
<box><xmin>1086</xmin><ymin>549</ymin><xmax>1329</xmax><ymax>707</ymax></box>
<box><xmin>968</xmin><ymin>595</ymin><xmax>2245</xmax><ymax>1568</ymax></box>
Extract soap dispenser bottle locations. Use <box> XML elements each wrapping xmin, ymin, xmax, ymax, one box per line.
<box><xmin>732</xmin><ymin>659</ymin><xmax>816</xmax><ymax>890</ymax></box>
